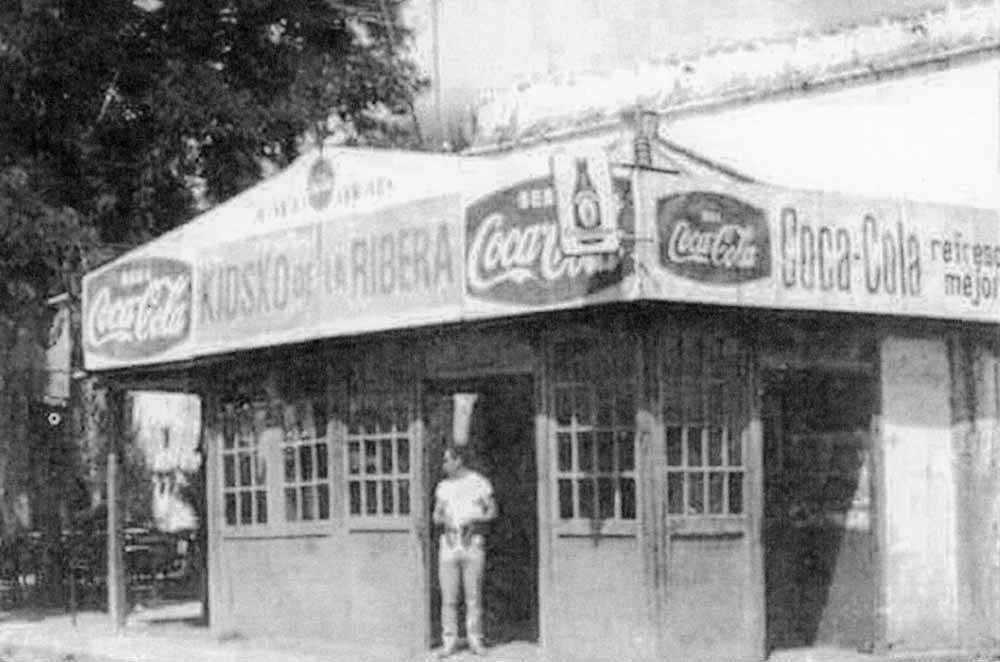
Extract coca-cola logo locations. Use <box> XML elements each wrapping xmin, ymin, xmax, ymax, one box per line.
<box><xmin>657</xmin><ymin>191</ymin><xmax>771</xmax><ymax>284</ymax></box>
<box><xmin>466</xmin><ymin>177</ymin><xmax>632</xmax><ymax>305</ymax></box>
<box><xmin>84</xmin><ymin>257</ymin><xmax>191</xmax><ymax>360</ymax></box>
<box><xmin>307</xmin><ymin>157</ymin><xmax>335</xmax><ymax>211</ymax></box>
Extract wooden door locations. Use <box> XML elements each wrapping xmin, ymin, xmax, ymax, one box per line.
<box><xmin>762</xmin><ymin>369</ymin><xmax>876</xmax><ymax>653</ymax></box>
<box><xmin>652</xmin><ymin>328</ymin><xmax>763</xmax><ymax>662</ymax></box>
<box><xmin>421</xmin><ymin>386</ymin><xmax>453</xmax><ymax>649</ymax></box>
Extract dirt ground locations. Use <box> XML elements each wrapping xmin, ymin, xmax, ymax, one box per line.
<box><xmin>0</xmin><ymin>646</ymin><xmax>109</xmax><ymax>662</ymax></box>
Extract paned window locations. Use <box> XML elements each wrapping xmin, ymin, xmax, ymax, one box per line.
<box><xmin>661</xmin><ymin>332</ymin><xmax>747</xmax><ymax>517</ymax></box>
<box><xmin>346</xmin><ymin>395</ymin><xmax>411</xmax><ymax>518</ymax></box>
<box><xmin>221</xmin><ymin>402</ymin><xmax>268</xmax><ymax>527</ymax></box>
<box><xmin>552</xmin><ymin>338</ymin><xmax>636</xmax><ymax>521</ymax></box>
<box><xmin>282</xmin><ymin>398</ymin><xmax>331</xmax><ymax>522</ymax></box>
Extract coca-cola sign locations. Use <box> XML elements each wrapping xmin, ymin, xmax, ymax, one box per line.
<box><xmin>466</xmin><ymin>177</ymin><xmax>633</xmax><ymax>305</ymax></box>
<box><xmin>657</xmin><ymin>191</ymin><xmax>771</xmax><ymax>284</ymax></box>
<box><xmin>84</xmin><ymin>257</ymin><xmax>191</xmax><ymax>360</ymax></box>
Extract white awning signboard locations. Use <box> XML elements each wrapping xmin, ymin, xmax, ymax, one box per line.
<box><xmin>82</xmin><ymin>141</ymin><xmax>998</xmax><ymax>372</ymax></box>
<box><xmin>641</xmin><ymin>174</ymin><xmax>1000</xmax><ymax>324</ymax></box>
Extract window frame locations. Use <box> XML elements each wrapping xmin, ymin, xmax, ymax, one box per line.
<box><xmin>219</xmin><ymin>400</ymin><xmax>272</xmax><ymax>534</ymax></box>
<box><xmin>343</xmin><ymin>395</ymin><xmax>414</xmax><ymax>532</ymax></box>
<box><xmin>279</xmin><ymin>397</ymin><xmax>334</xmax><ymax>530</ymax></box>
<box><xmin>549</xmin><ymin>334</ymin><xmax>639</xmax><ymax>538</ymax></box>
<box><xmin>659</xmin><ymin>330</ymin><xmax>750</xmax><ymax>534</ymax></box>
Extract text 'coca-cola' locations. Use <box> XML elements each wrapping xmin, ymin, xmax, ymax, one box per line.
<box><xmin>657</xmin><ymin>192</ymin><xmax>771</xmax><ymax>284</ymax></box>
<box><xmin>84</xmin><ymin>257</ymin><xmax>192</xmax><ymax>359</ymax></box>
<box><xmin>465</xmin><ymin>177</ymin><xmax>633</xmax><ymax>305</ymax></box>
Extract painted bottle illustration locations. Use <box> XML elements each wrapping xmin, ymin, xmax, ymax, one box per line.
<box><xmin>571</xmin><ymin>158</ymin><xmax>602</xmax><ymax>231</ymax></box>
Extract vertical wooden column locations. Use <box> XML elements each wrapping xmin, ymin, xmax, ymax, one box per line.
<box><xmin>105</xmin><ymin>386</ymin><xmax>127</xmax><ymax>631</ymax></box>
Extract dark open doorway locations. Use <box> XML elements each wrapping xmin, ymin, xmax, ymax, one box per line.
<box><xmin>762</xmin><ymin>368</ymin><xmax>876</xmax><ymax>654</ymax></box>
<box><xmin>424</xmin><ymin>374</ymin><xmax>539</xmax><ymax>648</ymax></box>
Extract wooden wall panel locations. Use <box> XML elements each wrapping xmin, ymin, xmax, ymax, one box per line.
<box><xmin>880</xmin><ymin>335</ymin><xmax>960</xmax><ymax>651</ymax></box>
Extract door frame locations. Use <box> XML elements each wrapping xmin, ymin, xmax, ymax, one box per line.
<box><xmin>645</xmin><ymin>320</ymin><xmax>766</xmax><ymax>662</ymax></box>
<box><xmin>416</xmin><ymin>371</ymin><xmax>542</xmax><ymax>651</ymax></box>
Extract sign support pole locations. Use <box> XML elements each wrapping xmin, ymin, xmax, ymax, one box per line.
<box><xmin>106</xmin><ymin>387</ymin><xmax>127</xmax><ymax>632</ymax></box>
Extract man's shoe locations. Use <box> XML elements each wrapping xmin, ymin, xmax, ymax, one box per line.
<box><xmin>468</xmin><ymin>637</ymin><xmax>488</xmax><ymax>656</ymax></box>
<box><xmin>437</xmin><ymin>639</ymin><xmax>459</xmax><ymax>659</ymax></box>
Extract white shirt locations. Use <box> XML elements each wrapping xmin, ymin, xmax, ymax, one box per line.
<box><xmin>435</xmin><ymin>471</ymin><xmax>493</xmax><ymax>528</ymax></box>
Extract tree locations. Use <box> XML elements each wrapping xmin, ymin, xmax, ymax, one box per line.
<box><xmin>0</xmin><ymin>0</ymin><xmax>426</xmax><ymax>604</ymax></box>
<box><xmin>1</xmin><ymin>0</ymin><xmax>426</xmax><ymax>253</ymax></box>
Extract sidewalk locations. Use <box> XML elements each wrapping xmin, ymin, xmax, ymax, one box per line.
<box><xmin>0</xmin><ymin>602</ymin><xmax>988</xmax><ymax>662</ymax></box>
<box><xmin>0</xmin><ymin>600</ymin><xmax>544</xmax><ymax>662</ymax></box>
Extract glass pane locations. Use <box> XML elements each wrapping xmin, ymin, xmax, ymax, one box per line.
<box><xmin>728</xmin><ymin>429</ymin><xmax>743</xmax><ymax>466</ymax></box>
<box><xmin>381</xmin><ymin>480</ymin><xmax>394</xmax><ymax>515</ymax></box>
<box><xmin>316</xmin><ymin>443</ymin><xmax>329</xmax><ymax>479</ymax></box>
<box><xmin>222</xmin><ymin>418</ymin><xmax>235</xmax><ymax>449</ymax></box>
<box><xmin>729</xmin><ymin>472</ymin><xmax>744</xmax><ymax>514</ymax></box>
<box><xmin>709</xmin><ymin>472</ymin><xmax>725</xmax><ymax>514</ymax></box>
<box><xmin>266</xmin><ymin>400</ymin><xmax>282</xmax><ymax>429</ymax></box>
<box><xmin>237</xmin><ymin>421</ymin><xmax>252</xmax><ymax>448</ymax></box>
<box><xmin>614</xmin><ymin>392</ymin><xmax>634</xmax><ymax>427</ymax></box>
<box><xmin>285</xmin><ymin>487</ymin><xmax>298</xmax><ymax>522</ymax></box>
<box><xmin>365</xmin><ymin>480</ymin><xmax>378</xmax><ymax>515</ymax></box>
<box><xmin>348</xmin><ymin>442</ymin><xmax>360</xmax><ymax>475</ymax></box>
<box><xmin>555</xmin><ymin>388</ymin><xmax>573</xmax><ymax>426</ymax></box>
<box><xmin>596</xmin><ymin>389</ymin><xmax>614</xmax><ymax>426</ymax></box>
<box><xmin>240</xmin><ymin>491</ymin><xmax>253</xmax><ymax>524</ymax></box>
<box><xmin>621</xmin><ymin>478</ymin><xmax>636</xmax><ymax>519</ymax></box>
<box><xmin>617</xmin><ymin>430</ymin><xmax>635</xmax><ymax>471</ymax></box>
<box><xmin>380</xmin><ymin>439</ymin><xmax>393</xmax><ymax>474</ymax></box>
<box><xmin>224</xmin><ymin>455</ymin><xmax>235</xmax><ymax>487</ymax></box>
<box><xmin>255</xmin><ymin>453</ymin><xmax>266</xmax><ymax>486</ymax></box>
<box><xmin>397</xmin><ymin>439</ymin><xmax>410</xmax><ymax>474</ymax></box>
<box><xmin>283</xmin><ymin>446</ymin><xmax>296</xmax><ymax>482</ymax></box>
<box><xmin>301</xmin><ymin>485</ymin><xmax>314</xmax><ymax>521</ymax></box>
<box><xmin>299</xmin><ymin>445</ymin><xmax>313</xmax><ymax>481</ymax></box>
<box><xmin>558</xmin><ymin>479</ymin><xmax>573</xmax><ymax>519</ymax></box>
<box><xmin>578</xmin><ymin>432</ymin><xmax>594</xmax><ymax>472</ymax></box>
<box><xmin>662</xmin><ymin>384</ymin><xmax>681</xmax><ymax>423</ymax></box>
<box><xmin>349</xmin><ymin>481</ymin><xmax>361</xmax><ymax>515</ymax></box>
<box><xmin>283</xmin><ymin>403</ymin><xmax>298</xmax><ymax>440</ymax></box>
<box><xmin>597</xmin><ymin>431</ymin><xmax>614</xmax><ymax>472</ymax></box>
<box><xmin>312</xmin><ymin>399</ymin><xmax>328</xmax><ymax>439</ymax></box>
<box><xmin>688</xmin><ymin>427</ymin><xmax>704</xmax><ymax>467</ymax></box>
<box><xmin>317</xmin><ymin>484</ymin><xmax>330</xmax><ymax>519</ymax></box>
<box><xmin>394</xmin><ymin>401</ymin><xmax>409</xmax><ymax>433</ymax></box>
<box><xmin>365</xmin><ymin>440</ymin><xmax>377</xmax><ymax>474</ymax></box>
<box><xmin>578</xmin><ymin>479</ymin><xmax>595</xmax><ymax>519</ymax></box>
<box><xmin>667</xmin><ymin>473</ymin><xmax>684</xmax><ymax>514</ymax></box>
<box><xmin>688</xmin><ymin>473</ymin><xmax>705</xmax><ymax>514</ymax></box>
<box><xmin>708</xmin><ymin>427</ymin><xmax>724</xmax><ymax>466</ymax></box>
<box><xmin>225</xmin><ymin>493</ymin><xmax>237</xmax><ymax>525</ymax></box>
<box><xmin>255</xmin><ymin>490</ymin><xmax>267</xmax><ymax>524</ymax></box>
<box><xmin>398</xmin><ymin>479</ymin><xmax>410</xmax><ymax>515</ymax></box>
<box><xmin>239</xmin><ymin>453</ymin><xmax>252</xmax><ymax>487</ymax></box>
<box><xmin>597</xmin><ymin>477</ymin><xmax>614</xmax><ymax>519</ymax></box>
<box><xmin>574</xmin><ymin>386</ymin><xmax>593</xmax><ymax>426</ymax></box>
<box><xmin>557</xmin><ymin>432</ymin><xmax>573</xmax><ymax>472</ymax></box>
<box><xmin>666</xmin><ymin>426</ymin><xmax>683</xmax><ymax>466</ymax></box>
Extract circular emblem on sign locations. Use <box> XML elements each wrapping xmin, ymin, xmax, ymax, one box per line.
<box><xmin>307</xmin><ymin>157</ymin><xmax>335</xmax><ymax>211</ymax></box>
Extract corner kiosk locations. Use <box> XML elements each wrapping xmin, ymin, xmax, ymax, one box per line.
<box><xmin>82</xmin><ymin>129</ymin><xmax>1000</xmax><ymax>662</ymax></box>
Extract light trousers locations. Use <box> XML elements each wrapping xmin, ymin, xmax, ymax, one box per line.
<box><xmin>439</xmin><ymin>533</ymin><xmax>485</xmax><ymax>643</ymax></box>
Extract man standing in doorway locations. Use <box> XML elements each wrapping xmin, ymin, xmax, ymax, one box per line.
<box><xmin>434</xmin><ymin>444</ymin><xmax>497</xmax><ymax>657</ymax></box>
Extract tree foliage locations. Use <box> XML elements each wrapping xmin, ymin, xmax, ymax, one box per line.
<box><xmin>0</xmin><ymin>0</ymin><xmax>426</xmax><ymax>305</ymax></box>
